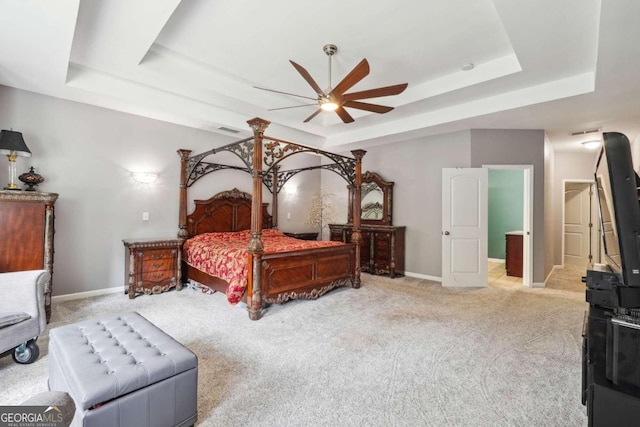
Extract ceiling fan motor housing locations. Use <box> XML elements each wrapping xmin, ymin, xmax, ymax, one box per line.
<box><xmin>323</xmin><ymin>44</ymin><xmax>337</xmax><ymax>56</ymax></box>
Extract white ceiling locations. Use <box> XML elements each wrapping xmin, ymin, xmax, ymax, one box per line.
<box><xmin>1</xmin><ymin>0</ymin><xmax>639</xmax><ymax>152</ymax></box>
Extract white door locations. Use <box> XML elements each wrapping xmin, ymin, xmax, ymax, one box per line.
<box><xmin>564</xmin><ymin>183</ymin><xmax>592</xmax><ymax>266</ymax></box>
<box><xmin>442</xmin><ymin>168</ymin><xmax>488</xmax><ymax>287</ymax></box>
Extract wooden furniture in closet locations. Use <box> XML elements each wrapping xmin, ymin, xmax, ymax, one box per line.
<box><xmin>0</xmin><ymin>190</ymin><xmax>58</xmax><ymax>322</ymax></box>
<box><xmin>329</xmin><ymin>171</ymin><xmax>405</xmax><ymax>278</ymax></box>
<box><xmin>123</xmin><ymin>238</ymin><xmax>183</xmax><ymax>298</ymax></box>
<box><xmin>505</xmin><ymin>231</ymin><xmax>523</xmax><ymax>278</ymax></box>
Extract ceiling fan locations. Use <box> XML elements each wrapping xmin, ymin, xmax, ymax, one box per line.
<box><xmin>255</xmin><ymin>44</ymin><xmax>408</xmax><ymax>124</ymax></box>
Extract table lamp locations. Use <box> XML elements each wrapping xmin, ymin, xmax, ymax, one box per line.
<box><xmin>0</xmin><ymin>130</ymin><xmax>32</xmax><ymax>190</ymax></box>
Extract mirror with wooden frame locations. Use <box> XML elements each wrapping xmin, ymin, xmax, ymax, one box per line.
<box><xmin>348</xmin><ymin>171</ymin><xmax>394</xmax><ymax>226</ymax></box>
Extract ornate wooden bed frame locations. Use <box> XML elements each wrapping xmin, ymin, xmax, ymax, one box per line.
<box><xmin>177</xmin><ymin>117</ymin><xmax>366</xmax><ymax>320</ymax></box>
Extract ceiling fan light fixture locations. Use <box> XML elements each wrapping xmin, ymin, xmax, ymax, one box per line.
<box><xmin>320</xmin><ymin>100</ymin><xmax>339</xmax><ymax>111</ymax></box>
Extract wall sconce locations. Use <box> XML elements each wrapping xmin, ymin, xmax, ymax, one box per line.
<box><xmin>284</xmin><ymin>184</ymin><xmax>297</xmax><ymax>196</ymax></box>
<box><xmin>132</xmin><ymin>172</ymin><xmax>158</xmax><ymax>184</ymax></box>
<box><xmin>0</xmin><ymin>130</ymin><xmax>31</xmax><ymax>190</ymax></box>
<box><xmin>582</xmin><ymin>140</ymin><xmax>601</xmax><ymax>150</ymax></box>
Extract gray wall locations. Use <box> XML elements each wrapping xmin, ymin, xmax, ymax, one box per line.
<box><xmin>470</xmin><ymin>129</ymin><xmax>546</xmax><ymax>284</ymax></box>
<box><xmin>0</xmin><ymin>85</ymin><xmax>320</xmax><ymax>296</ymax></box>
<box><xmin>551</xmin><ymin>150</ymin><xmax>598</xmax><ymax>266</ymax></box>
<box><xmin>544</xmin><ymin>135</ymin><xmax>555</xmax><ymax>278</ymax></box>
<box><xmin>348</xmin><ymin>131</ymin><xmax>472</xmax><ymax>278</ymax></box>
<box><xmin>1</xmin><ymin>84</ymin><xmax>555</xmax><ymax>292</ymax></box>
<box><xmin>324</xmin><ymin>129</ymin><xmax>546</xmax><ymax>282</ymax></box>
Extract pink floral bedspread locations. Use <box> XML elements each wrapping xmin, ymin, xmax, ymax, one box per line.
<box><xmin>183</xmin><ymin>228</ymin><xmax>343</xmax><ymax>304</ymax></box>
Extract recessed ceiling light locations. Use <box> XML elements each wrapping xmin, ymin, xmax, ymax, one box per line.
<box><xmin>461</xmin><ymin>63</ymin><xmax>474</xmax><ymax>71</ymax></box>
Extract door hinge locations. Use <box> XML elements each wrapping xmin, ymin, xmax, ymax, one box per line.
<box><xmin>589</xmin><ymin>223</ymin><xmax>593</xmax><ymax>228</ymax></box>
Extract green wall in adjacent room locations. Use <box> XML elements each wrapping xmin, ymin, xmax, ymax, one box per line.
<box><xmin>488</xmin><ymin>169</ymin><xmax>524</xmax><ymax>259</ymax></box>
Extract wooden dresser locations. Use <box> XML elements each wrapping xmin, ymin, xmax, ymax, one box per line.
<box><xmin>123</xmin><ymin>238</ymin><xmax>183</xmax><ymax>298</ymax></box>
<box><xmin>330</xmin><ymin>224</ymin><xmax>405</xmax><ymax>277</ymax></box>
<box><xmin>329</xmin><ymin>171</ymin><xmax>406</xmax><ymax>278</ymax></box>
<box><xmin>0</xmin><ymin>190</ymin><xmax>58</xmax><ymax>322</ymax></box>
<box><xmin>505</xmin><ymin>231</ymin><xmax>524</xmax><ymax>278</ymax></box>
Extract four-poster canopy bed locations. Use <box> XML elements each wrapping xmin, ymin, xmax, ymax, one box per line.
<box><xmin>177</xmin><ymin>117</ymin><xmax>366</xmax><ymax>320</ymax></box>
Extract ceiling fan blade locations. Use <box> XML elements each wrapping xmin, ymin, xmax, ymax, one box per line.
<box><xmin>342</xmin><ymin>83</ymin><xmax>408</xmax><ymax>102</ymax></box>
<box><xmin>303</xmin><ymin>109</ymin><xmax>322</xmax><ymax>123</ymax></box>
<box><xmin>254</xmin><ymin>86</ymin><xmax>317</xmax><ymax>101</ymax></box>
<box><xmin>343</xmin><ymin>101</ymin><xmax>394</xmax><ymax>114</ymax></box>
<box><xmin>269</xmin><ymin>103</ymin><xmax>318</xmax><ymax>111</ymax></box>
<box><xmin>289</xmin><ymin>60</ymin><xmax>324</xmax><ymax>95</ymax></box>
<box><xmin>335</xmin><ymin>106</ymin><xmax>355</xmax><ymax>123</ymax></box>
<box><xmin>331</xmin><ymin>59</ymin><xmax>370</xmax><ymax>97</ymax></box>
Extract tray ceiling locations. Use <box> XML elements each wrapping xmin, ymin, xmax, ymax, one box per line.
<box><xmin>1</xmin><ymin>0</ymin><xmax>639</xmax><ymax>151</ymax></box>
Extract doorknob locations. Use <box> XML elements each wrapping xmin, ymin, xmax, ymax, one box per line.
<box><xmin>443</xmin><ymin>231</ymin><xmax>450</xmax><ymax>236</ymax></box>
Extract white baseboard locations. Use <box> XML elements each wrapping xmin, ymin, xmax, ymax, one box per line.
<box><xmin>488</xmin><ymin>258</ymin><xmax>505</xmax><ymax>263</ymax></box>
<box><xmin>52</xmin><ymin>286</ymin><xmax>122</xmax><ymax>302</ymax></box>
<box><xmin>404</xmin><ymin>271</ymin><xmax>442</xmax><ymax>282</ymax></box>
<box><xmin>544</xmin><ymin>265</ymin><xmax>562</xmax><ymax>287</ymax></box>
<box><xmin>532</xmin><ymin>282</ymin><xmax>545</xmax><ymax>288</ymax></box>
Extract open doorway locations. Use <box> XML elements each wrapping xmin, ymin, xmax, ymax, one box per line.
<box><xmin>484</xmin><ymin>165</ymin><xmax>534</xmax><ymax>288</ymax></box>
<box><xmin>440</xmin><ymin>165</ymin><xmax>533</xmax><ymax>288</ymax></box>
<box><xmin>552</xmin><ymin>179</ymin><xmax>599</xmax><ymax>292</ymax></box>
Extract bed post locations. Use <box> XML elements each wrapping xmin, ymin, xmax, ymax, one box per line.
<box><xmin>177</xmin><ymin>149</ymin><xmax>192</xmax><ymax>238</ymax></box>
<box><xmin>246</xmin><ymin>117</ymin><xmax>270</xmax><ymax>320</ymax></box>
<box><xmin>272</xmin><ymin>165</ymin><xmax>279</xmax><ymax>229</ymax></box>
<box><xmin>351</xmin><ymin>149</ymin><xmax>366</xmax><ymax>288</ymax></box>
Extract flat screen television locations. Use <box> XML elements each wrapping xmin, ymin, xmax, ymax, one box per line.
<box><xmin>594</xmin><ymin>132</ymin><xmax>640</xmax><ymax>305</ymax></box>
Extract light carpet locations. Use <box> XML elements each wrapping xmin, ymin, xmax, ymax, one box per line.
<box><xmin>0</xmin><ymin>274</ymin><xmax>588</xmax><ymax>426</ymax></box>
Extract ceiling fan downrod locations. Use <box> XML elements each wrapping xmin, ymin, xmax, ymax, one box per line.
<box><xmin>323</xmin><ymin>44</ymin><xmax>337</xmax><ymax>91</ymax></box>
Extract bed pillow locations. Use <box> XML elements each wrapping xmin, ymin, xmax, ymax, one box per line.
<box><xmin>0</xmin><ymin>311</ymin><xmax>31</xmax><ymax>328</ymax></box>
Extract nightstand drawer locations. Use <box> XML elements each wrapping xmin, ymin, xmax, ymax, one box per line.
<box><xmin>139</xmin><ymin>248</ymin><xmax>177</xmax><ymax>260</ymax></box>
<box><xmin>140</xmin><ymin>269</ymin><xmax>175</xmax><ymax>283</ymax></box>
<box><xmin>141</xmin><ymin>258</ymin><xmax>174</xmax><ymax>272</ymax></box>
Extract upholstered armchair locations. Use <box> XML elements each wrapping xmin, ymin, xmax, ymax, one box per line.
<box><xmin>0</xmin><ymin>270</ymin><xmax>50</xmax><ymax>364</ymax></box>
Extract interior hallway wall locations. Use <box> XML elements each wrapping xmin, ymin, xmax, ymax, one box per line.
<box><xmin>551</xmin><ymin>150</ymin><xmax>599</xmax><ymax>267</ymax></box>
<box><xmin>544</xmin><ymin>134</ymin><xmax>555</xmax><ymax>278</ymax></box>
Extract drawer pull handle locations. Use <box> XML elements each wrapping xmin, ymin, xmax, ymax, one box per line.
<box><xmin>151</xmin><ymin>262</ymin><xmax>163</xmax><ymax>268</ymax></box>
<box><xmin>150</xmin><ymin>273</ymin><xmax>164</xmax><ymax>279</ymax></box>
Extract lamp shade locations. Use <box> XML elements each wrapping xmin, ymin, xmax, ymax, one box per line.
<box><xmin>0</xmin><ymin>130</ymin><xmax>31</xmax><ymax>157</ymax></box>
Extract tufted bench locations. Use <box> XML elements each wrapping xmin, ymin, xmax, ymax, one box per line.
<box><xmin>48</xmin><ymin>312</ymin><xmax>197</xmax><ymax>427</ymax></box>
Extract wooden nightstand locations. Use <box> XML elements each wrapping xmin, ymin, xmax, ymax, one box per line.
<box><xmin>283</xmin><ymin>231</ymin><xmax>319</xmax><ymax>241</ymax></box>
<box><xmin>123</xmin><ymin>238</ymin><xmax>183</xmax><ymax>298</ymax></box>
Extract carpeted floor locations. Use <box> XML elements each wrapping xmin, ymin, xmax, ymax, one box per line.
<box><xmin>0</xmin><ymin>274</ymin><xmax>588</xmax><ymax>426</ymax></box>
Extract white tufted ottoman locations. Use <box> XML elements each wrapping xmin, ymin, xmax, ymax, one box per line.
<box><xmin>48</xmin><ymin>312</ymin><xmax>197</xmax><ymax>427</ymax></box>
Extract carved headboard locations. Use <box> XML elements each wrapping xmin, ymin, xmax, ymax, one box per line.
<box><xmin>186</xmin><ymin>188</ymin><xmax>273</xmax><ymax>237</ymax></box>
